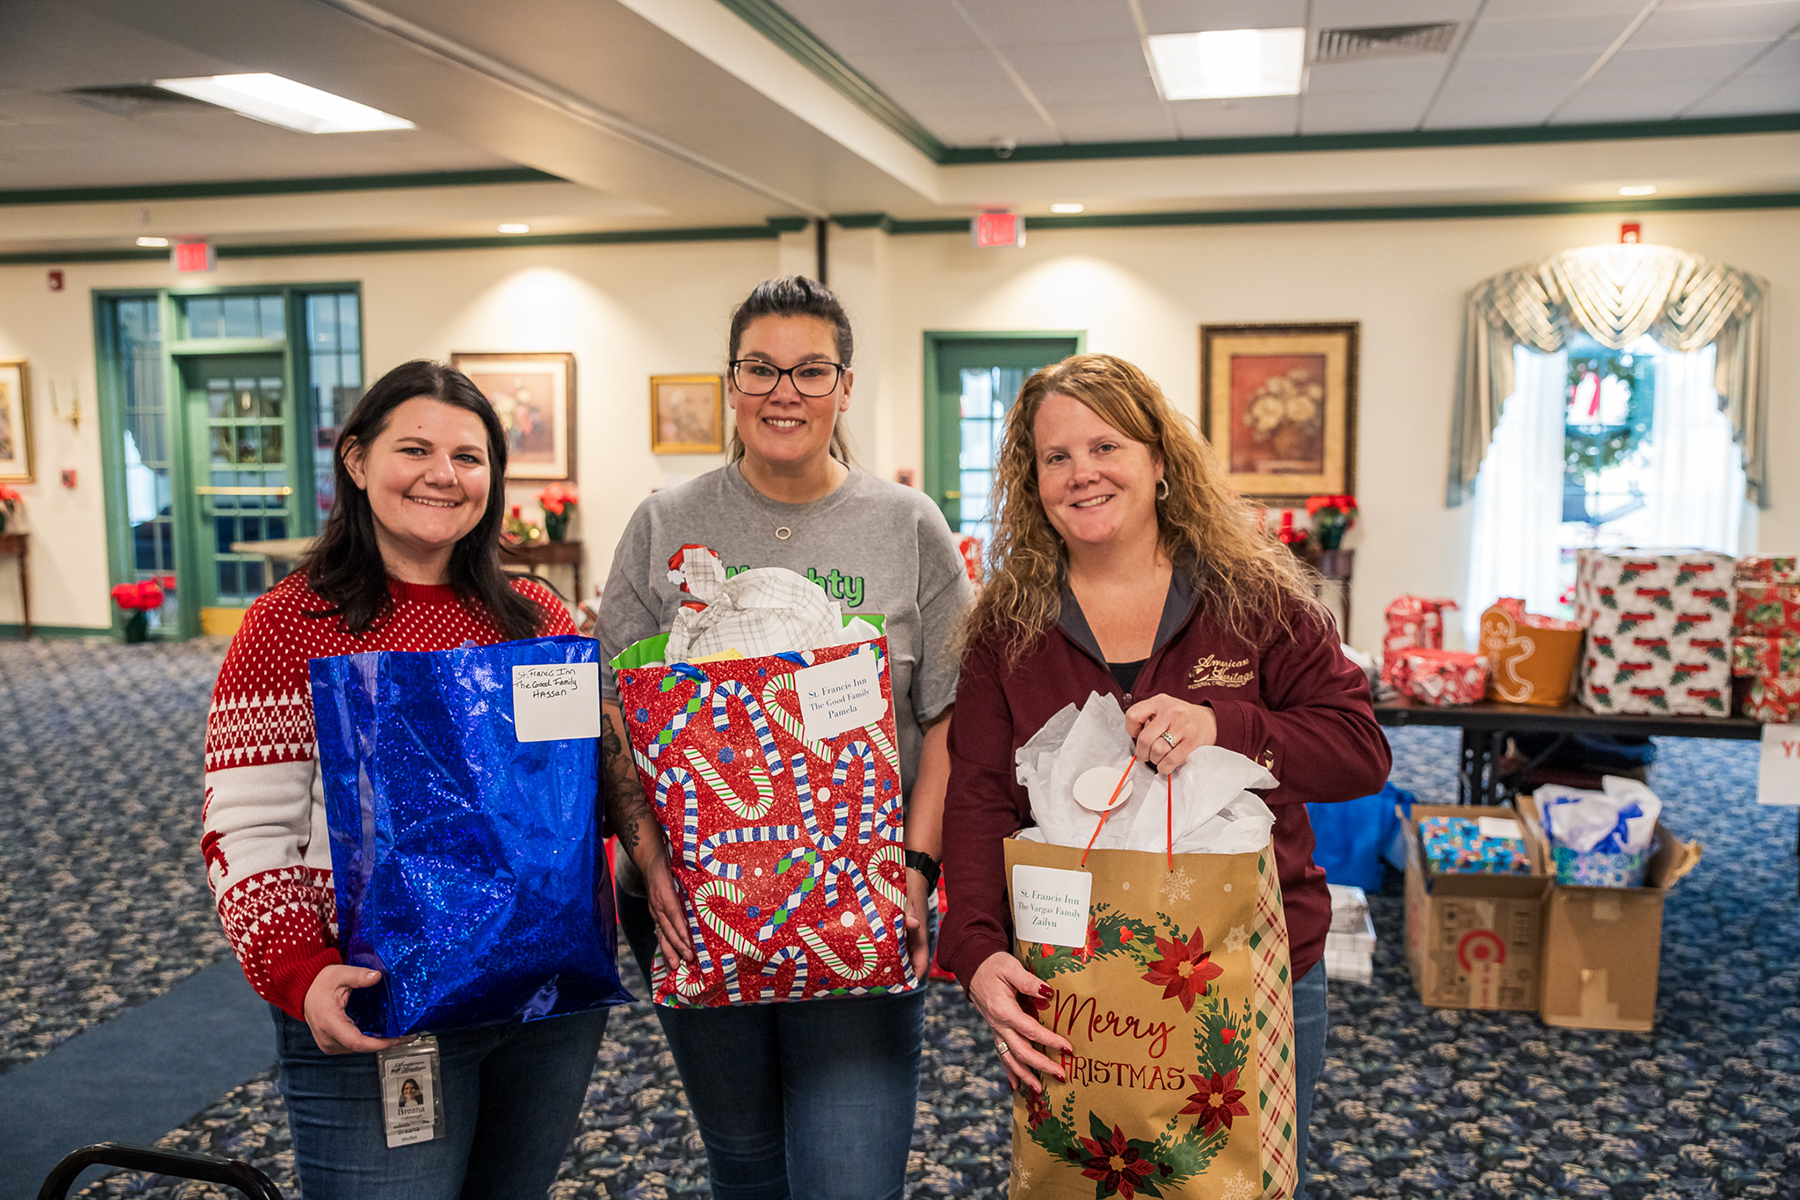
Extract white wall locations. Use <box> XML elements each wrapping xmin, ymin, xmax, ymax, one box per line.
<box><xmin>1</xmin><ymin>206</ymin><xmax>1795</xmax><ymax>649</ymax></box>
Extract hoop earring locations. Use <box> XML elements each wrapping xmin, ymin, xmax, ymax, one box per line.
<box><xmin>1156</xmin><ymin>478</ymin><xmax>1169</xmax><ymax>501</ymax></box>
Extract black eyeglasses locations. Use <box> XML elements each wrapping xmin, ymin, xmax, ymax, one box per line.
<box><xmin>729</xmin><ymin>359</ymin><xmax>846</xmax><ymax>398</ymax></box>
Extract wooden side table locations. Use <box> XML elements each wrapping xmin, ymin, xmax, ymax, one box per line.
<box><xmin>0</xmin><ymin>531</ymin><xmax>28</xmax><ymax>638</ymax></box>
<box><xmin>502</xmin><ymin>538</ymin><xmax>583</xmax><ymax>600</ymax></box>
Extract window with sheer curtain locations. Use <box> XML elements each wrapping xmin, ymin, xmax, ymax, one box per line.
<box><xmin>1463</xmin><ymin>339</ymin><xmax>1748</xmax><ymax>644</ymax></box>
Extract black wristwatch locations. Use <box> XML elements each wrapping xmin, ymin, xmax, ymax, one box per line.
<box><xmin>905</xmin><ymin>849</ymin><xmax>941</xmax><ymax>890</ymax></box>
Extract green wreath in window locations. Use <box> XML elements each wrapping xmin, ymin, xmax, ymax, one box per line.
<box><xmin>1564</xmin><ymin>347</ymin><xmax>1656</xmax><ymax>482</ymax></box>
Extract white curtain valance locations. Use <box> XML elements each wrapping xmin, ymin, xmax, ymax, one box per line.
<box><xmin>1448</xmin><ymin>243</ymin><xmax>1769</xmax><ymax>507</ymax></box>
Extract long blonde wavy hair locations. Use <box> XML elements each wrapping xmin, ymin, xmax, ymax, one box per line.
<box><xmin>966</xmin><ymin>353</ymin><xmax>1323</xmax><ymax>657</ymax></box>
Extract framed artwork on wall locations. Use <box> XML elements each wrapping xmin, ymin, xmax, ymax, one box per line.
<box><xmin>451</xmin><ymin>352</ymin><xmax>576</xmax><ymax>481</ymax></box>
<box><xmin>1199</xmin><ymin>322</ymin><xmax>1358</xmax><ymax>502</ymax></box>
<box><xmin>650</xmin><ymin>374</ymin><xmax>725</xmax><ymax>455</ymax></box>
<box><xmin>0</xmin><ymin>360</ymin><xmax>33</xmax><ymax>483</ymax></box>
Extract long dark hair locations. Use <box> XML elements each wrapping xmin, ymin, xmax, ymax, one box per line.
<box><xmin>298</xmin><ymin>359</ymin><xmax>545</xmax><ymax>640</ymax></box>
<box><xmin>726</xmin><ymin>276</ymin><xmax>854</xmax><ymax>463</ymax></box>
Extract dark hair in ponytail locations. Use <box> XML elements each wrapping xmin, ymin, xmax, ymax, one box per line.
<box><xmin>298</xmin><ymin>359</ymin><xmax>545</xmax><ymax>640</ymax></box>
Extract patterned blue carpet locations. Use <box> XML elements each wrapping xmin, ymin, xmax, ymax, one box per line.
<box><xmin>1</xmin><ymin>639</ymin><xmax>1796</xmax><ymax>1198</ymax></box>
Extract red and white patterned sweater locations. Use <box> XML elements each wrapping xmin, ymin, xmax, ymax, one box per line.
<box><xmin>203</xmin><ymin>571</ymin><xmax>575</xmax><ymax>1018</ymax></box>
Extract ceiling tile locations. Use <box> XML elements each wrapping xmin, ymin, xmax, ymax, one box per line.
<box><xmin>1636</xmin><ymin>3</ymin><xmax>1800</xmax><ymax>43</ymax></box>
<box><xmin>1305</xmin><ymin>57</ymin><xmax>1451</xmax><ymax>94</ymax></box>
<box><xmin>957</xmin><ymin>0</ymin><xmax>1141</xmax><ymax>46</ymax></box>
<box><xmin>1299</xmin><ymin>88</ymin><xmax>1434</xmax><ymax>132</ymax></box>
<box><xmin>1137</xmin><ymin>0</ymin><xmax>1308</xmax><ymax>36</ymax></box>
<box><xmin>849</xmin><ymin>49</ymin><xmax>1032</xmax><ymax>109</ymax></box>
<box><xmin>0</xmin><ymin>4</ymin><xmax>237</xmax><ymax>90</ymax></box>
<box><xmin>1171</xmin><ymin>95</ymin><xmax>1301</xmax><ymax>136</ymax></box>
<box><xmin>1478</xmin><ymin>0</ymin><xmax>1644</xmax><ymax>16</ymax></box>
<box><xmin>1420</xmin><ymin>84</ymin><xmax>1561</xmax><ymax>126</ymax></box>
<box><xmin>1005</xmin><ymin>42</ymin><xmax>1161</xmax><ymax>106</ymax></box>
<box><xmin>1682</xmin><ymin>68</ymin><xmax>1800</xmax><ymax>112</ymax></box>
<box><xmin>774</xmin><ymin>0</ymin><xmax>977</xmax><ymax>57</ymax></box>
<box><xmin>1444</xmin><ymin>49</ymin><xmax>1595</xmax><ymax>90</ymax></box>
<box><xmin>1747</xmin><ymin>36</ymin><xmax>1800</xmax><ymax>69</ymax></box>
<box><xmin>1554</xmin><ymin>78</ymin><xmax>1715</xmax><ymax>121</ymax></box>
<box><xmin>1590</xmin><ymin>41</ymin><xmax>1771</xmax><ymax>81</ymax></box>
<box><xmin>1049</xmin><ymin>102</ymin><xmax>1180</xmax><ymax>142</ymax></box>
<box><xmin>1458</xmin><ymin>13</ymin><xmax>1639</xmax><ymax>55</ymax></box>
<box><xmin>908</xmin><ymin>104</ymin><xmax>1060</xmax><ymax>146</ymax></box>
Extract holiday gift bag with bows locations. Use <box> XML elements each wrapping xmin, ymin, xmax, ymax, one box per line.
<box><xmin>1005</xmin><ymin>832</ymin><xmax>1299</xmax><ymax>1200</ymax></box>
<box><xmin>612</xmin><ymin>563</ymin><xmax>913</xmax><ymax>1006</ymax></box>
<box><xmin>309</xmin><ymin>634</ymin><xmax>633</xmax><ymax>1038</ymax></box>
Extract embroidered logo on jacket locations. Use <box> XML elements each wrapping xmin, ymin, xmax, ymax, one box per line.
<box><xmin>1187</xmin><ymin>655</ymin><xmax>1254</xmax><ymax>690</ymax></box>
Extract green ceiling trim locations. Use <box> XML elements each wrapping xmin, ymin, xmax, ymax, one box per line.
<box><xmin>767</xmin><ymin>216</ymin><xmax>812</xmax><ymax>233</ymax></box>
<box><xmin>937</xmin><ymin>112</ymin><xmax>1800</xmax><ymax>164</ymax></box>
<box><xmin>830</xmin><ymin>213</ymin><xmax>897</xmax><ymax>232</ymax></box>
<box><xmin>0</xmin><ymin>168</ymin><xmax>567</xmax><ymax>207</ymax></box>
<box><xmin>712</xmin><ymin>0</ymin><xmax>947</xmax><ymax>161</ymax></box>
<box><xmin>0</xmin><ymin>224</ymin><xmax>779</xmax><ymax>266</ymax></box>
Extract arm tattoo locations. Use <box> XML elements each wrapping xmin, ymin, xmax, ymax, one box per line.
<box><xmin>601</xmin><ymin>710</ymin><xmax>658</xmax><ymax>858</ymax></box>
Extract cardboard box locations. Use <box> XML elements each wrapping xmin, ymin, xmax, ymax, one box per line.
<box><xmin>1402</xmin><ymin>803</ymin><xmax>1551</xmax><ymax>1012</ymax></box>
<box><xmin>1521</xmin><ymin>806</ymin><xmax>1703</xmax><ymax>1032</ymax></box>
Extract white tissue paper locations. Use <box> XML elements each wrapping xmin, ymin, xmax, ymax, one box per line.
<box><xmin>1533</xmin><ymin>777</ymin><xmax>1661</xmax><ymax>855</ymax></box>
<box><xmin>664</xmin><ymin>566</ymin><xmax>882</xmax><ymax>662</ymax></box>
<box><xmin>1013</xmin><ymin>692</ymin><xmax>1278</xmax><ymax>855</ymax></box>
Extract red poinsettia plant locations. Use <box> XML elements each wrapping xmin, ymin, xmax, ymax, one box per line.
<box><xmin>536</xmin><ymin>483</ymin><xmax>579</xmax><ymax>515</ymax></box>
<box><xmin>0</xmin><ymin>484</ymin><xmax>20</xmax><ymax>532</ymax></box>
<box><xmin>1304</xmin><ymin>493</ymin><xmax>1359</xmax><ymax>550</ymax></box>
<box><xmin>110</xmin><ymin>580</ymin><xmax>166</xmax><ymax>611</ymax></box>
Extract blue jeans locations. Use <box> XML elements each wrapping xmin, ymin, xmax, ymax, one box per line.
<box><xmin>1292</xmin><ymin>960</ymin><xmax>1329</xmax><ymax>1200</ymax></box>
<box><xmin>271</xmin><ymin>1004</ymin><xmax>607</xmax><ymax>1199</ymax></box>
<box><xmin>620</xmin><ymin>889</ymin><xmax>923</xmax><ymax>1200</ymax></box>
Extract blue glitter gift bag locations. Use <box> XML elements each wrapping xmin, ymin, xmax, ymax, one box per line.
<box><xmin>310</xmin><ymin>634</ymin><xmax>632</xmax><ymax>1037</ymax></box>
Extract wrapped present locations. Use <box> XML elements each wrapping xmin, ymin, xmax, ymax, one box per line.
<box><xmin>614</xmin><ymin>624</ymin><xmax>913</xmax><ymax>1007</ymax></box>
<box><xmin>1735</xmin><ymin>555</ymin><xmax>1800</xmax><ymax>585</ymax></box>
<box><xmin>1734</xmin><ymin>583</ymin><xmax>1800</xmax><ymax>637</ymax></box>
<box><xmin>1572</xmin><ymin>549</ymin><xmax>1734</xmax><ymax>632</ymax></box>
<box><xmin>1478</xmin><ymin>598</ymin><xmax>1582</xmax><ymax>706</ymax></box>
<box><xmin>1418</xmin><ymin>815</ymin><xmax>1532</xmax><ymax>875</ymax></box>
<box><xmin>1532</xmin><ymin>779</ymin><xmax>1661</xmax><ymax>888</ymax></box>
<box><xmin>1731</xmin><ymin>635</ymin><xmax>1800</xmax><ymax>678</ymax></box>
<box><xmin>1740</xmin><ymin>676</ymin><xmax>1800</xmax><ymax>722</ymax></box>
<box><xmin>309</xmin><ymin>635</ymin><xmax>633</xmax><ymax>1038</ymax></box>
<box><xmin>1381</xmin><ymin>596</ymin><xmax>1458</xmax><ymax>690</ymax></box>
<box><xmin>1402</xmin><ymin>648</ymin><xmax>1488</xmax><ymax>706</ymax></box>
<box><xmin>1574</xmin><ymin>549</ymin><xmax>1736</xmax><ymax>716</ymax></box>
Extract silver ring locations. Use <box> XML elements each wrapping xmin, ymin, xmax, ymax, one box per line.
<box><xmin>995</xmin><ymin>1037</ymin><xmax>1010</xmax><ymax>1056</ymax></box>
<box><xmin>1161</xmin><ymin>731</ymin><xmax>1178</xmax><ymax>749</ymax></box>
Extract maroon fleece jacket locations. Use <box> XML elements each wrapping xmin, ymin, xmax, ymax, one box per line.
<box><xmin>938</xmin><ymin>571</ymin><xmax>1392</xmax><ymax>988</ymax></box>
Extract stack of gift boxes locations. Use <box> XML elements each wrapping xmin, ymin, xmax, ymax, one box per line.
<box><xmin>1732</xmin><ymin>556</ymin><xmax>1800</xmax><ymax>722</ymax></box>
<box><xmin>1571</xmin><ymin>549</ymin><xmax>1735</xmax><ymax>716</ymax></box>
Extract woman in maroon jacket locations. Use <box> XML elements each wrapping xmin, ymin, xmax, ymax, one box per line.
<box><xmin>938</xmin><ymin>353</ymin><xmax>1390</xmax><ymax>1199</ymax></box>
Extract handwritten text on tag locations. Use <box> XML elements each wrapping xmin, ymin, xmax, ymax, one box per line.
<box><xmin>1011</xmin><ymin>864</ymin><xmax>1092</xmax><ymax>949</ymax></box>
<box><xmin>512</xmin><ymin>662</ymin><xmax>601</xmax><ymax>743</ymax></box>
<box><xmin>1756</xmin><ymin>724</ymin><xmax>1800</xmax><ymax>806</ymax></box>
<box><xmin>795</xmin><ymin>649</ymin><xmax>885</xmax><ymax>743</ymax></box>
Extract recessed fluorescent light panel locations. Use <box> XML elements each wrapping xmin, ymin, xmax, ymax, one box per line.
<box><xmin>154</xmin><ymin>74</ymin><xmax>414</xmax><ymax>134</ymax></box>
<box><xmin>1618</xmin><ymin>185</ymin><xmax>1658</xmax><ymax>196</ymax></box>
<box><xmin>497</xmin><ymin>223</ymin><xmax>531</xmax><ymax>234</ymax></box>
<box><xmin>1148</xmin><ymin>28</ymin><xmax>1306</xmax><ymax>100</ymax></box>
<box><xmin>1050</xmin><ymin>203</ymin><xmax>1085</xmax><ymax>214</ymax></box>
<box><xmin>136</xmin><ymin>236</ymin><xmax>169</xmax><ymax>248</ymax></box>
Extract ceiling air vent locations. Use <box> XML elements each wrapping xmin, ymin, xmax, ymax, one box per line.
<box><xmin>1315</xmin><ymin>23</ymin><xmax>1459</xmax><ymax>62</ymax></box>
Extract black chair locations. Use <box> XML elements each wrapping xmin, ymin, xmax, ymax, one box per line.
<box><xmin>37</xmin><ymin>1143</ymin><xmax>283</xmax><ymax>1200</ymax></box>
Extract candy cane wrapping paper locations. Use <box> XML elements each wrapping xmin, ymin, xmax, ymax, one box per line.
<box><xmin>613</xmin><ymin>628</ymin><xmax>915</xmax><ymax>1007</ymax></box>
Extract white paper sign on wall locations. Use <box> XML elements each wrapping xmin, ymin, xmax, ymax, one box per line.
<box><xmin>1756</xmin><ymin>724</ymin><xmax>1800</xmax><ymax>806</ymax></box>
<box><xmin>512</xmin><ymin>662</ymin><xmax>601</xmax><ymax>743</ymax></box>
<box><xmin>795</xmin><ymin>649</ymin><xmax>886</xmax><ymax>743</ymax></box>
<box><xmin>1010</xmin><ymin>864</ymin><xmax>1093</xmax><ymax>949</ymax></box>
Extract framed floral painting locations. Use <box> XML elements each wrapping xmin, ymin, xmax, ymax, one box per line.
<box><xmin>0</xmin><ymin>359</ymin><xmax>32</xmax><ymax>483</ymax></box>
<box><xmin>1199</xmin><ymin>323</ymin><xmax>1357</xmax><ymax>502</ymax></box>
<box><xmin>451</xmin><ymin>352</ymin><xmax>576</xmax><ymax>481</ymax></box>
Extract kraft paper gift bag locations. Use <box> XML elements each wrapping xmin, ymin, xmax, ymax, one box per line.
<box><xmin>1005</xmin><ymin>835</ymin><xmax>1299</xmax><ymax>1200</ymax></box>
<box><xmin>612</xmin><ymin>622</ymin><xmax>914</xmax><ymax>1007</ymax></box>
<box><xmin>309</xmin><ymin>634</ymin><xmax>632</xmax><ymax>1038</ymax></box>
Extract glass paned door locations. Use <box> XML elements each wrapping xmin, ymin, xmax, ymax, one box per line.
<box><xmin>183</xmin><ymin>355</ymin><xmax>293</xmax><ymax>609</ymax></box>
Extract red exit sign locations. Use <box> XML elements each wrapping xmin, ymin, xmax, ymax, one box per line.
<box><xmin>173</xmin><ymin>241</ymin><xmax>215</xmax><ymax>273</ymax></box>
<box><xmin>972</xmin><ymin>211</ymin><xmax>1024</xmax><ymax>248</ymax></box>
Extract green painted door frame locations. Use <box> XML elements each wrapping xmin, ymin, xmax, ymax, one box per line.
<box><xmin>921</xmin><ymin>331</ymin><xmax>1084</xmax><ymax>530</ymax></box>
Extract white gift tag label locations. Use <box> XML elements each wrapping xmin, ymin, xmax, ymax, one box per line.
<box><xmin>795</xmin><ymin>649</ymin><xmax>885</xmax><ymax>742</ymax></box>
<box><xmin>1072</xmin><ymin>764</ymin><xmax>1134</xmax><ymax>812</ymax></box>
<box><xmin>512</xmin><ymin>662</ymin><xmax>601</xmax><ymax>743</ymax></box>
<box><xmin>1476</xmin><ymin>817</ymin><xmax>1523</xmax><ymax>840</ymax></box>
<box><xmin>1011</xmin><ymin>864</ymin><xmax>1092</xmax><ymax>948</ymax></box>
<box><xmin>1757</xmin><ymin>724</ymin><xmax>1800</xmax><ymax>806</ymax></box>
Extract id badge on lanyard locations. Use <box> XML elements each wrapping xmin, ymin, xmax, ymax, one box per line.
<box><xmin>378</xmin><ymin>1036</ymin><xmax>446</xmax><ymax>1148</ymax></box>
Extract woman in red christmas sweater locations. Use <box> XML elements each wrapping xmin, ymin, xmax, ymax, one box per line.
<box><xmin>937</xmin><ymin>354</ymin><xmax>1390</xmax><ymax>1200</ymax></box>
<box><xmin>201</xmin><ymin>360</ymin><xmax>647</xmax><ymax>1198</ymax></box>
